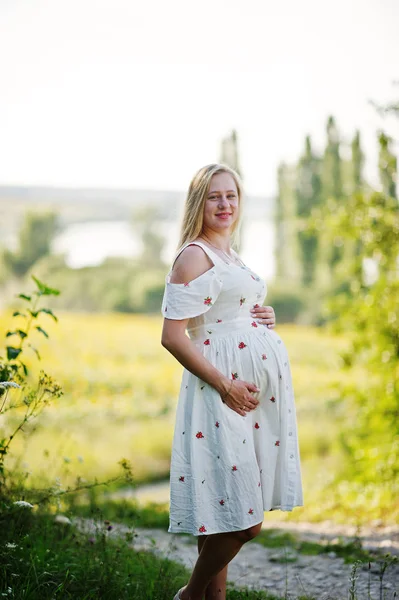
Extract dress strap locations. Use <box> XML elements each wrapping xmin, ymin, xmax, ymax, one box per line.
<box><xmin>171</xmin><ymin>240</ymin><xmax>225</xmax><ymax>270</ymax></box>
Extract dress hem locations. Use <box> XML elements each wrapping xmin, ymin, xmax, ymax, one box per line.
<box><xmin>168</xmin><ymin>503</ymin><xmax>304</xmax><ymax>536</ymax></box>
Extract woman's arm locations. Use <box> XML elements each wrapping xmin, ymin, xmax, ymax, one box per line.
<box><xmin>161</xmin><ymin>246</ymin><xmax>259</xmax><ymax>416</ymax></box>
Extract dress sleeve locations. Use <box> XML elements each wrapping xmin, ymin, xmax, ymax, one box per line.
<box><xmin>161</xmin><ymin>267</ymin><xmax>223</xmax><ymax>320</ymax></box>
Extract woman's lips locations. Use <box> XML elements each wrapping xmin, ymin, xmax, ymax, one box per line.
<box><xmin>216</xmin><ymin>213</ymin><xmax>232</xmax><ymax>219</ymax></box>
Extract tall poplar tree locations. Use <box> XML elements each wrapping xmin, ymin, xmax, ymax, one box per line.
<box><xmin>351</xmin><ymin>130</ymin><xmax>364</xmax><ymax>193</ymax></box>
<box><xmin>295</xmin><ymin>136</ymin><xmax>322</xmax><ymax>286</ymax></box>
<box><xmin>378</xmin><ymin>131</ymin><xmax>397</xmax><ymax>199</ymax></box>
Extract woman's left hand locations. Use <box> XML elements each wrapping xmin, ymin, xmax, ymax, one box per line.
<box><xmin>250</xmin><ymin>305</ymin><xmax>276</xmax><ymax>328</ymax></box>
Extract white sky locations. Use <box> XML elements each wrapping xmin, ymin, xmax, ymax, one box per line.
<box><xmin>0</xmin><ymin>0</ymin><xmax>398</xmax><ymax>196</ymax></box>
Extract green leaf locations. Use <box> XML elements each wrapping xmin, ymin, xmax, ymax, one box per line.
<box><xmin>28</xmin><ymin>310</ymin><xmax>39</xmax><ymax>318</ymax></box>
<box><xmin>20</xmin><ymin>362</ymin><xmax>28</xmax><ymax>376</ymax></box>
<box><xmin>6</xmin><ymin>347</ymin><xmax>22</xmax><ymax>360</ymax></box>
<box><xmin>17</xmin><ymin>294</ymin><xmax>31</xmax><ymax>302</ymax></box>
<box><xmin>37</xmin><ymin>308</ymin><xmax>58</xmax><ymax>322</ymax></box>
<box><xmin>28</xmin><ymin>344</ymin><xmax>41</xmax><ymax>361</ymax></box>
<box><xmin>35</xmin><ymin>326</ymin><xmax>49</xmax><ymax>338</ymax></box>
<box><xmin>31</xmin><ymin>275</ymin><xmax>60</xmax><ymax>297</ymax></box>
<box><xmin>6</xmin><ymin>330</ymin><xmax>27</xmax><ymax>339</ymax></box>
<box><xmin>12</xmin><ymin>311</ymin><xmax>27</xmax><ymax>318</ymax></box>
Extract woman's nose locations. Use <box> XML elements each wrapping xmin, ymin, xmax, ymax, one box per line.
<box><xmin>218</xmin><ymin>195</ymin><xmax>230</xmax><ymax>207</ymax></box>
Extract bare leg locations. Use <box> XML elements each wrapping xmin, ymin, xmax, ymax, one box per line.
<box><xmin>198</xmin><ymin>535</ymin><xmax>228</xmax><ymax>600</ymax></box>
<box><xmin>180</xmin><ymin>522</ymin><xmax>263</xmax><ymax>600</ymax></box>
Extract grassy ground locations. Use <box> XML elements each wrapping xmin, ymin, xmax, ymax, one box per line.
<box><xmin>0</xmin><ymin>311</ymin><xmax>397</xmax><ymax>524</ymax></box>
<box><xmin>0</xmin><ymin>504</ymin><xmax>282</xmax><ymax>600</ymax></box>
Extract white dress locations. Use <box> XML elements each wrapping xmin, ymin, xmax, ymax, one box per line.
<box><xmin>161</xmin><ymin>240</ymin><xmax>303</xmax><ymax>536</ymax></box>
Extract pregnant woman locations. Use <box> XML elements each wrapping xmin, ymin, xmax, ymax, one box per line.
<box><xmin>161</xmin><ymin>163</ymin><xmax>303</xmax><ymax>600</ymax></box>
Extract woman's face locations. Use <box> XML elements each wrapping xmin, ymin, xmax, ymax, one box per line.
<box><xmin>202</xmin><ymin>172</ymin><xmax>239</xmax><ymax>235</ymax></box>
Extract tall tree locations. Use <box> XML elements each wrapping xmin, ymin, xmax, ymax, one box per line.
<box><xmin>295</xmin><ymin>136</ymin><xmax>322</xmax><ymax>286</ymax></box>
<box><xmin>2</xmin><ymin>211</ymin><xmax>58</xmax><ymax>278</ymax></box>
<box><xmin>275</xmin><ymin>162</ymin><xmax>301</xmax><ymax>282</ymax></box>
<box><xmin>378</xmin><ymin>131</ymin><xmax>397</xmax><ymax>199</ymax></box>
<box><xmin>322</xmin><ymin>116</ymin><xmax>343</xmax><ymax>202</ymax></box>
<box><xmin>351</xmin><ymin>130</ymin><xmax>364</xmax><ymax>193</ymax></box>
<box><xmin>219</xmin><ymin>129</ymin><xmax>242</xmax><ymax>178</ymax></box>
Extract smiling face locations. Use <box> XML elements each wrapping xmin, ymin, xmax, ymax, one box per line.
<box><xmin>202</xmin><ymin>172</ymin><xmax>239</xmax><ymax>236</ymax></box>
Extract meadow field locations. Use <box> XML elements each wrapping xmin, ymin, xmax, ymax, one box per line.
<box><xmin>1</xmin><ymin>310</ymin><xmax>396</xmax><ymax>526</ymax></box>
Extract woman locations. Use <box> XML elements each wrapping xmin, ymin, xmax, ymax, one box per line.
<box><xmin>161</xmin><ymin>164</ymin><xmax>303</xmax><ymax>600</ymax></box>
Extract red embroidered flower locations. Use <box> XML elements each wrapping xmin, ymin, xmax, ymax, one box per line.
<box><xmin>199</xmin><ymin>525</ymin><xmax>207</xmax><ymax>533</ymax></box>
<box><xmin>248</xmin><ymin>508</ymin><xmax>254</xmax><ymax>515</ymax></box>
<box><xmin>251</xmin><ymin>275</ymin><xmax>256</xmax><ymax>280</ymax></box>
<box><xmin>196</xmin><ymin>431</ymin><xmax>204</xmax><ymax>439</ymax></box>
<box><xmin>184</xmin><ymin>282</ymin><xmax>190</xmax><ymax>287</ymax></box>
<box><xmin>219</xmin><ymin>499</ymin><xmax>225</xmax><ymax>506</ymax></box>
<box><xmin>232</xmin><ymin>465</ymin><xmax>237</xmax><ymax>471</ymax></box>
<box><xmin>258</xmin><ymin>481</ymin><xmax>261</xmax><ymax>487</ymax></box>
<box><xmin>204</xmin><ymin>339</ymin><xmax>210</xmax><ymax>345</ymax></box>
<box><xmin>204</xmin><ymin>296</ymin><xmax>212</xmax><ymax>305</ymax></box>
<box><xmin>254</xmin><ymin>422</ymin><xmax>260</xmax><ymax>429</ymax></box>
<box><xmin>179</xmin><ymin>476</ymin><xmax>185</xmax><ymax>482</ymax></box>
<box><xmin>215</xmin><ymin>421</ymin><xmax>220</xmax><ymax>428</ymax></box>
<box><xmin>253</xmin><ymin>304</ymin><xmax>260</xmax><ymax>308</ymax></box>
<box><xmin>238</xmin><ymin>341</ymin><xmax>247</xmax><ymax>349</ymax></box>
<box><xmin>270</xmin><ymin>396</ymin><xmax>276</xmax><ymax>403</ymax></box>
<box><xmin>251</xmin><ymin>321</ymin><xmax>258</xmax><ymax>327</ymax></box>
<box><xmin>275</xmin><ymin>440</ymin><xmax>280</xmax><ymax>446</ymax></box>
<box><xmin>216</xmin><ymin>318</ymin><xmax>222</xmax><ymax>323</ymax></box>
<box><xmin>231</xmin><ymin>372</ymin><xmax>239</xmax><ymax>380</ymax></box>
<box><xmin>261</xmin><ymin>354</ymin><xmax>267</xmax><ymax>360</ymax></box>
<box><xmin>240</xmin><ymin>297</ymin><xmax>246</xmax><ymax>306</ymax></box>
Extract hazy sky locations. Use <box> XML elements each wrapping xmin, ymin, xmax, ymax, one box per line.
<box><xmin>1</xmin><ymin>0</ymin><xmax>398</xmax><ymax>196</ymax></box>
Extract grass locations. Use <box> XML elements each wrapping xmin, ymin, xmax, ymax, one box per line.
<box><xmin>0</xmin><ymin>311</ymin><xmax>398</xmax><ymax>524</ymax></box>
<box><xmin>0</xmin><ymin>505</ymin><xmax>282</xmax><ymax>600</ymax></box>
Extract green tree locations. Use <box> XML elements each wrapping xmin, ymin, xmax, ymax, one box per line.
<box><xmin>131</xmin><ymin>206</ymin><xmax>166</xmax><ymax>268</ymax></box>
<box><xmin>295</xmin><ymin>136</ymin><xmax>322</xmax><ymax>286</ymax></box>
<box><xmin>219</xmin><ymin>129</ymin><xmax>242</xmax><ymax>178</ymax></box>
<box><xmin>378</xmin><ymin>131</ymin><xmax>397</xmax><ymax>199</ymax></box>
<box><xmin>350</xmin><ymin>130</ymin><xmax>364</xmax><ymax>193</ymax></box>
<box><xmin>2</xmin><ymin>211</ymin><xmax>59</xmax><ymax>278</ymax></box>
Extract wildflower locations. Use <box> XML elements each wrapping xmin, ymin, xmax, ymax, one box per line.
<box><xmin>63</xmin><ymin>457</ymin><xmax>71</xmax><ymax>463</ymax></box>
<box><xmin>54</xmin><ymin>515</ymin><xmax>72</xmax><ymax>525</ymax></box>
<box><xmin>89</xmin><ymin>537</ymin><xmax>95</xmax><ymax>544</ymax></box>
<box><xmin>13</xmin><ymin>501</ymin><xmax>34</xmax><ymax>508</ymax></box>
<box><xmin>107</xmin><ymin>525</ymin><xmax>113</xmax><ymax>531</ymax></box>
<box><xmin>6</xmin><ymin>543</ymin><xmax>17</xmax><ymax>549</ymax></box>
<box><xmin>0</xmin><ymin>381</ymin><xmax>21</xmax><ymax>389</ymax></box>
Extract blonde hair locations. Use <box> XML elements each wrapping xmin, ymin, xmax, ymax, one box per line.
<box><xmin>176</xmin><ymin>163</ymin><xmax>244</xmax><ymax>252</ymax></box>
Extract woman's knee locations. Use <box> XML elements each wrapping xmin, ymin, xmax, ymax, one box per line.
<box><xmin>236</xmin><ymin>521</ymin><xmax>263</xmax><ymax>543</ymax></box>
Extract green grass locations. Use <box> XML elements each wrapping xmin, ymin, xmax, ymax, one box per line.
<box><xmin>0</xmin><ymin>505</ymin><xmax>283</xmax><ymax>600</ymax></box>
<box><xmin>0</xmin><ymin>311</ymin><xmax>397</xmax><ymax>524</ymax></box>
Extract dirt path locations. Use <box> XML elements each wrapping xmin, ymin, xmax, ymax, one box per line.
<box><xmin>74</xmin><ymin>517</ymin><xmax>399</xmax><ymax>600</ymax></box>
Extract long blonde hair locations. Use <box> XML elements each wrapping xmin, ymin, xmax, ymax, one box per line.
<box><xmin>176</xmin><ymin>163</ymin><xmax>244</xmax><ymax>252</ymax></box>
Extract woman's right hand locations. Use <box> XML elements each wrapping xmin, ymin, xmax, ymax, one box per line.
<box><xmin>222</xmin><ymin>379</ymin><xmax>260</xmax><ymax>416</ymax></box>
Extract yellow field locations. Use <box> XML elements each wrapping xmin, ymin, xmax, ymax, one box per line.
<box><xmin>1</xmin><ymin>311</ymin><xmax>396</xmax><ymax>524</ymax></box>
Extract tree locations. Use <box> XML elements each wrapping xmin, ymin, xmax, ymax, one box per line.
<box><xmin>2</xmin><ymin>211</ymin><xmax>59</xmax><ymax>278</ymax></box>
<box><xmin>219</xmin><ymin>129</ymin><xmax>242</xmax><ymax>178</ymax></box>
<box><xmin>350</xmin><ymin>130</ymin><xmax>364</xmax><ymax>193</ymax></box>
<box><xmin>295</xmin><ymin>136</ymin><xmax>322</xmax><ymax>286</ymax></box>
<box><xmin>130</xmin><ymin>206</ymin><xmax>166</xmax><ymax>268</ymax></box>
<box><xmin>378</xmin><ymin>131</ymin><xmax>397</xmax><ymax>199</ymax></box>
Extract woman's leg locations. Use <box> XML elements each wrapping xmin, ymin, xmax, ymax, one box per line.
<box><xmin>180</xmin><ymin>522</ymin><xmax>263</xmax><ymax>600</ymax></box>
<box><xmin>197</xmin><ymin>535</ymin><xmax>228</xmax><ymax>600</ymax></box>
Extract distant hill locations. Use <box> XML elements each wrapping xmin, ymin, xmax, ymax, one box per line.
<box><xmin>0</xmin><ymin>184</ymin><xmax>274</xmax><ymax>237</ymax></box>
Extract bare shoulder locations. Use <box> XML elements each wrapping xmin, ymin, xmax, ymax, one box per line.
<box><xmin>170</xmin><ymin>243</ymin><xmax>214</xmax><ymax>284</ymax></box>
